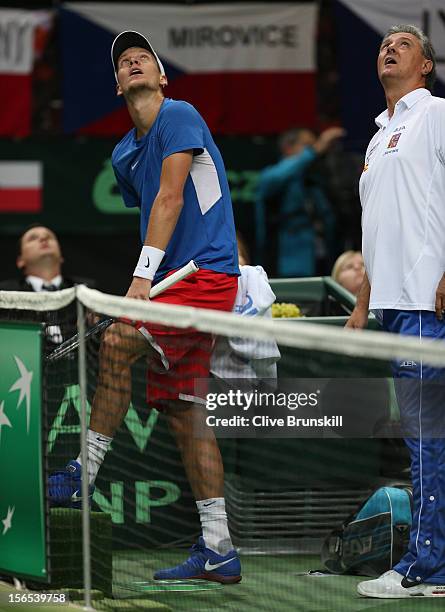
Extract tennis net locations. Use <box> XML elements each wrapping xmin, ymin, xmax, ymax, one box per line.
<box><xmin>0</xmin><ymin>284</ymin><xmax>444</xmax><ymax>610</ymax></box>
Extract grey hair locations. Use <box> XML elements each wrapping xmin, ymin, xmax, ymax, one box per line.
<box><xmin>382</xmin><ymin>24</ymin><xmax>436</xmax><ymax>92</ymax></box>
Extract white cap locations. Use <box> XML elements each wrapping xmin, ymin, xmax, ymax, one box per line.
<box><xmin>111</xmin><ymin>30</ymin><xmax>165</xmax><ymax>79</ymax></box>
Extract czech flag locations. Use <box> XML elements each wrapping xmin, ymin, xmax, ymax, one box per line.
<box><xmin>60</xmin><ymin>2</ymin><xmax>318</xmax><ymax>135</ymax></box>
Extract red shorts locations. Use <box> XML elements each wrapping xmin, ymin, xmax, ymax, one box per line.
<box><xmin>136</xmin><ymin>269</ymin><xmax>237</xmax><ymax>410</ymax></box>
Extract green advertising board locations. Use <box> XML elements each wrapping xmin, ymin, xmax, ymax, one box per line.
<box><xmin>0</xmin><ymin>322</ymin><xmax>46</xmax><ymax>580</ymax></box>
<box><xmin>0</xmin><ymin>137</ymin><xmax>267</xmax><ymax>237</ymax></box>
<box><xmin>46</xmin><ymin>382</ymin><xmax>182</xmax><ymax>530</ymax></box>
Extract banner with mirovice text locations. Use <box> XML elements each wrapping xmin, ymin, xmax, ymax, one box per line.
<box><xmin>60</xmin><ymin>2</ymin><xmax>318</xmax><ymax>135</ymax></box>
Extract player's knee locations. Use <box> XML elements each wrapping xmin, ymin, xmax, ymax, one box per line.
<box><xmin>100</xmin><ymin>322</ymin><xmax>141</xmax><ymax>356</ymax></box>
<box><xmin>167</xmin><ymin>411</ymin><xmax>182</xmax><ymax>433</ymax></box>
<box><xmin>100</xmin><ymin>325</ymin><xmax>125</xmax><ymax>354</ymax></box>
<box><xmin>167</xmin><ymin>408</ymin><xmax>190</xmax><ymax>439</ymax></box>
<box><xmin>167</xmin><ymin>402</ymin><xmax>206</xmax><ymax>442</ymax></box>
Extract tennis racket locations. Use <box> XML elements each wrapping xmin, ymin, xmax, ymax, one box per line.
<box><xmin>46</xmin><ymin>260</ymin><xmax>199</xmax><ymax>362</ymax></box>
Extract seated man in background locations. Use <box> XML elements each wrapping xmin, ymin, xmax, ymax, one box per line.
<box><xmin>0</xmin><ymin>223</ymin><xmax>93</xmax><ymax>350</ymax></box>
<box><xmin>331</xmin><ymin>250</ymin><xmax>365</xmax><ymax>296</ymax></box>
<box><xmin>0</xmin><ymin>224</ymin><xmax>95</xmax><ymax>465</ymax></box>
<box><xmin>1</xmin><ymin>223</ymin><xmax>79</xmax><ymax>292</ymax></box>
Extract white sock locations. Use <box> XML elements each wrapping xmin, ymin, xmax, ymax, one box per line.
<box><xmin>76</xmin><ymin>429</ymin><xmax>112</xmax><ymax>485</ymax></box>
<box><xmin>196</xmin><ymin>497</ymin><xmax>233</xmax><ymax>555</ymax></box>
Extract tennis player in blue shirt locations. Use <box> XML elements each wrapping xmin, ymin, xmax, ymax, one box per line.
<box><xmin>49</xmin><ymin>30</ymin><xmax>241</xmax><ymax>584</ymax></box>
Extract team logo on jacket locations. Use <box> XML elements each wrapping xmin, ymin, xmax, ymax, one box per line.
<box><xmin>387</xmin><ymin>133</ymin><xmax>401</xmax><ymax>148</ymax></box>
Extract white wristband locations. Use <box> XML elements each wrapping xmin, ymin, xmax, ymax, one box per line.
<box><xmin>133</xmin><ymin>246</ymin><xmax>165</xmax><ymax>280</ymax></box>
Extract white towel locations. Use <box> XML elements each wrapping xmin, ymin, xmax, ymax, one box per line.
<box><xmin>210</xmin><ymin>265</ymin><xmax>281</xmax><ymax>379</ymax></box>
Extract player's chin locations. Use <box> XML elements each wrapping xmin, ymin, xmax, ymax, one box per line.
<box><xmin>126</xmin><ymin>80</ymin><xmax>150</xmax><ymax>93</ymax></box>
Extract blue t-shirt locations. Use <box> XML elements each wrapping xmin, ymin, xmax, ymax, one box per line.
<box><xmin>112</xmin><ymin>98</ymin><xmax>239</xmax><ymax>282</ymax></box>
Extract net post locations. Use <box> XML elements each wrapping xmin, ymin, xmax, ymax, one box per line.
<box><xmin>77</xmin><ymin>296</ymin><xmax>93</xmax><ymax>611</ymax></box>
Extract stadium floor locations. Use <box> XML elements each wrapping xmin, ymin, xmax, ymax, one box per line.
<box><xmin>2</xmin><ymin>553</ymin><xmax>445</xmax><ymax>611</ymax></box>
<box><xmin>111</xmin><ymin>551</ymin><xmax>445</xmax><ymax>612</ymax></box>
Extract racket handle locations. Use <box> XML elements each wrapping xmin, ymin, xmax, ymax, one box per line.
<box><xmin>46</xmin><ymin>260</ymin><xmax>199</xmax><ymax>362</ymax></box>
<box><xmin>150</xmin><ymin>260</ymin><xmax>199</xmax><ymax>298</ymax></box>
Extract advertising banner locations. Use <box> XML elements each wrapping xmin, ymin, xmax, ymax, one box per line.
<box><xmin>0</xmin><ymin>138</ymin><xmax>264</xmax><ymax>236</ymax></box>
<box><xmin>0</xmin><ymin>322</ymin><xmax>46</xmax><ymax>579</ymax></box>
<box><xmin>45</xmin><ymin>362</ymin><xmax>198</xmax><ymax>547</ymax></box>
<box><xmin>0</xmin><ymin>9</ymin><xmax>52</xmax><ymax>137</ymax></box>
<box><xmin>60</xmin><ymin>2</ymin><xmax>318</xmax><ymax>135</ymax></box>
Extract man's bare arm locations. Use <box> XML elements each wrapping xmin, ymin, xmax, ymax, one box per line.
<box><xmin>127</xmin><ymin>150</ymin><xmax>193</xmax><ymax>300</ymax></box>
<box><xmin>345</xmin><ymin>271</ymin><xmax>370</xmax><ymax>329</ymax></box>
<box><xmin>435</xmin><ymin>273</ymin><xmax>445</xmax><ymax>320</ymax></box>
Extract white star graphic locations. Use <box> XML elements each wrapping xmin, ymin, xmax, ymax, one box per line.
<box><xmin>2</xmin><ymin>506</ymin><xmax>15</xmax><ymax>535</ymax></box>
<box><xmin>0</xmin><ymin>401</ymin><xmax>12</xmax><ymax>443</ymax></box>
<box><xmin>9</xmin><ymin>356</ymin><xmax>33</xmax><ymax>433</ymax></box>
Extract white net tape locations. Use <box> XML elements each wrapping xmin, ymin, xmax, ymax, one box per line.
<box><xmin>0</xmin><ymin>288</ymin><xmax>76</xmax><ymax>311</ymax></box>
<box><xmin>1</xmin><ymin>285</ymin><xmax>445</xmax><ymax>367</ymax></box>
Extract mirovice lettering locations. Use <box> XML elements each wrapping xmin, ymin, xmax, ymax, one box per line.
<box><xmin>168</xmin><ymin>25</ymin><xmax>297</xmax><ymax>48</ymax></box>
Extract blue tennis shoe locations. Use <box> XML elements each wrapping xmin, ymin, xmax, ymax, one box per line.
<box><xmin>48</xmin><ymin>460</ymin><xmax>94</xmax><ymax>509</ymax></box>
<box><xmin>154</xmin><ymin>537</ymin><xmax>241</xmax><ymax>584</ymax></box>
